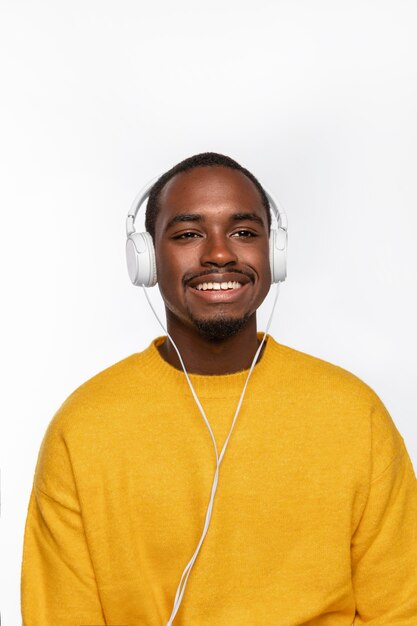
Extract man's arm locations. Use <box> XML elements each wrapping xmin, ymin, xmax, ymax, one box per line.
<box><xmin>351</xmin><ymin>399</ymin><xmax>417</xmax><ymax>624</ymax></box>
<box><xmin>21</xmin><ymin>420</ymin><xmax>105</xmax><ymax>626</ymax></box>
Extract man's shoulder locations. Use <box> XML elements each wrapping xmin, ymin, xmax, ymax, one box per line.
<box><xmin>47</xmin><ymin>341</ymin><xmax>159</xmax><ymax>435</ymax></box>
<box><xmin>266</xmin><ymin>336</ymin><xmax>381</xmax><ymax>406</ymax></box>
<box><xmin>266</xmin><ymin>338</ymin><xmax>403</xmax><ymax>461</ymax></box>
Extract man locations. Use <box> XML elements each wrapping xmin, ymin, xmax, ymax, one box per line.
<box><xmin>22</xmin><ymin>153</ymin><xmax>417</xmax><ymax>625</ymax></box>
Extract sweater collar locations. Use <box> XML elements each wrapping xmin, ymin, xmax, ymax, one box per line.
<box><xmin>136</xmin><ymin>333</ymin><xmax>279</xmax><ymax>398</ymax></box>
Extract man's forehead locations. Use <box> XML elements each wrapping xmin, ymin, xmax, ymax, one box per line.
<box><xmin>157</xmin><ymin>166</ymin><xmax>265</xmax><ymax>212</ymax></box>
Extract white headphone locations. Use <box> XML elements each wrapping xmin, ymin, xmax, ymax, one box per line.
<box><xmin>126</xmin><ymin>176</ymin><xmax>288</xmax><ymax>286</ymax></box>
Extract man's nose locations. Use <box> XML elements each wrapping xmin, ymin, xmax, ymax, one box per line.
<box><xmin>200</xmin><ymin>233</ymin><xmax>238</xmax><ymax>267</ymax></box>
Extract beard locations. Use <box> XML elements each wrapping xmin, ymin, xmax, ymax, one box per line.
<box><xmin>189</xmin><ymin>311</ymin><xmax>251</xmax><ymax>341</ymax></box>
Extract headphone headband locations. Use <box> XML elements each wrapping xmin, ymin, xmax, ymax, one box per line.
<box><xmin>126</xmin><ymin>176</ymin><xmax>287</xmax><ymax>237</ymax></box>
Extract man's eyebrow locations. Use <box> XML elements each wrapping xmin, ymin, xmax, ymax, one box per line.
<box><xmin>232</xmin><ymin>212</ymin><xmax>264</xmax><ymax>225</ymax></box>
<box><xmin>165</xmin><ymin>213</ymin><xmax>202</xmax><ymax>229</ymax></box>
<box><xmin>165</xmin><ymin>211</ymin><xmax>265</xmax><ymax>230</ymax></box>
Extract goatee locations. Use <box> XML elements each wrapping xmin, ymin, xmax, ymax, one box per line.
<box><xmin>190</xmin><ymin>314</ymin><xmax>250</xmax><ymax>341</ymax></box>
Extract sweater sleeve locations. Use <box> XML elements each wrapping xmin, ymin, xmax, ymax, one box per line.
<box><xmin>351</xmin><ymin>399</ymin><xmax>417</xmax><ymax>624</ymax></box>
<box><xmin>21</xmin><ymin>419</ymin><xmax>105</xmax><ymax>626</ymax></box>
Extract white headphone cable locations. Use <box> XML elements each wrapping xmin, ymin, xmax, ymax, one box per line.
<box><xmin>141</xmin><ymin>283</ymin><xmax>280</xmax><ymax>625</ymax></box>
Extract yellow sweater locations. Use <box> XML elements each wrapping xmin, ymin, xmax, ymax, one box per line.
<box><xmin>21</xmin><ymin>335</ymin><xmax>417</xmax><ymax>625</ymax></box>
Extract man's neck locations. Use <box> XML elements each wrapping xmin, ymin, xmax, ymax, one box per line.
<box><xmin>157</xmin><ymin>316</ymin><xmax>263</xmax><ymax>375</ymax></box>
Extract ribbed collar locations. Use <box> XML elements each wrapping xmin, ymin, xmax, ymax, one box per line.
<box><xmin>135</xmin><ymin>333</ymin><xmax>282</xmax><ymax>398</ymax></box>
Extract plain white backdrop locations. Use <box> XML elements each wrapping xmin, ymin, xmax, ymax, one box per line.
<box><xmin>1</xmin><ymin>1</ymin><xmax>416</xmax><ymax>623</ymax></box>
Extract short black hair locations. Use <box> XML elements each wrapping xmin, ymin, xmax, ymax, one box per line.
<box><xmin>145</xmin><ymin>152</ymin><xmax>271</xmax><ymax>241</ymax></box>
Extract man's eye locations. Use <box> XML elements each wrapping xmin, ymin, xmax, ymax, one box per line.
<box><xmin>172</xmin><ymin>232</ymin><xmax>201</xmax><ymax>240</ymax></box>
<box><xmin>232</xmin><ymin>230</ymin><xmax>257</xmax><ymax>238</ymax></box>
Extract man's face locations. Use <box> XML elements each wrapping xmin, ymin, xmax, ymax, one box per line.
<box><xmin>154</xmin><ymin>166</ymin><xmax>271</xmax><ymax>340</ymax></box>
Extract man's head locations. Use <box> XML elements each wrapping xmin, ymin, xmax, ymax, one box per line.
<box><xmin>146</xmin><ymin>153</ymin><xmax>272</xmax><ymax>341</ymax></box>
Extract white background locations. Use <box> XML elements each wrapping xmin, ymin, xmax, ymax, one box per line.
<box><xmin>1</xmin><ymin>1</ymin><xmax>416</xmax><ymax>623</ymax></box>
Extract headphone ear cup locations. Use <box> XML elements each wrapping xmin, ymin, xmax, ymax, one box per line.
<box><xmin>269</xmin><ymin>228</ymin><xmax>287</xmax><ymax>283</ymax></box>
<box><xmin>126</xmin><ymin>232</ymin><xmax>157</xmax><ymax>287</ymax></box>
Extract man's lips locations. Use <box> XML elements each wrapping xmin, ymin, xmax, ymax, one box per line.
<box><xmin>185</xmin><ymin>271</ymin><xmax>253</xmax><ymax>290</ymax></box>
<box><xmin>186</xmin><ymin>280</ymin><xmax>251</xmax><ymax>302</ymax></box>
<box><xmin>184</xmin><ymin>271</ymin><xmax>253</xmax><ymax>303</ymax></box>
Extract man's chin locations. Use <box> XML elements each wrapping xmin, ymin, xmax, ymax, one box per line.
<box><xmin>190</xmin><ymin>314</ymin><xmax>250</xmax><ymax>341</ymax></box>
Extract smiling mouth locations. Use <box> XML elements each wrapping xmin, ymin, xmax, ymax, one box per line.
<box><xmin>195</xmin><ymin>281</ymin><xmax>243</xmax><ymax>291</ymax></box>
<box><xmin>186</xmin><ymin>270</ymin><xmax>253</xmax><ymax>292</ymax></box>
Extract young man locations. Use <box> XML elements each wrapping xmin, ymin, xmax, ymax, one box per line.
<box><xmin>22</xmin><ymin>153</ymin><xmax>417</xmax><ymax>625</ymax></box>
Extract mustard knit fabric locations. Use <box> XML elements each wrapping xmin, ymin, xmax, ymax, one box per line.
<box><xmin>21</xmin><ymin>335</ymin><xmax>417</xmax><ymax>625</ymax></box>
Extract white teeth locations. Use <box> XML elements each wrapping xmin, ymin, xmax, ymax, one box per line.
<box><xmin>195</xmin><ymin>281</ymin><xmax>243</xmax><ymax>291</ymax></box>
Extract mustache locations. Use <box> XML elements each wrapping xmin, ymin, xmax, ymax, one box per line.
<box><xmin>183</xmin><ymin>268</ymin><xmax>254</xmax><ymax>286</ymax></box>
